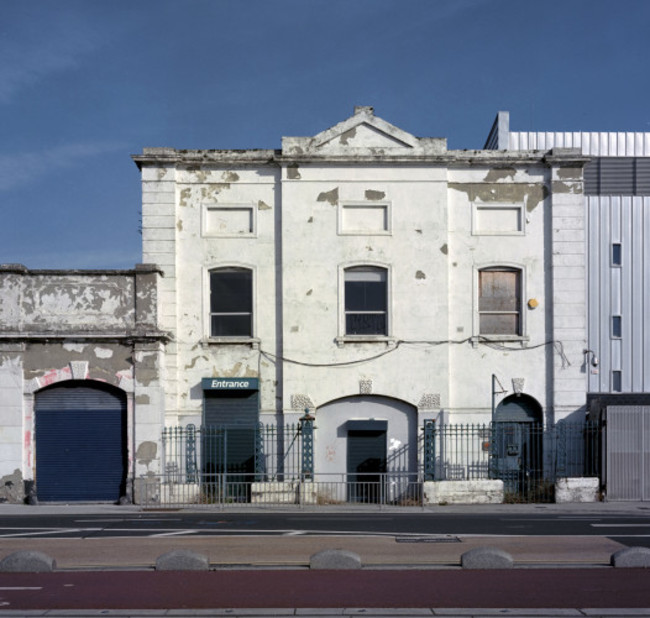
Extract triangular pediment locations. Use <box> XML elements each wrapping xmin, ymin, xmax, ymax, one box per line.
<box><xmin>281</xmin><ymin>106</ymin><xmax>445</xmax><ymax>157</ymax></box>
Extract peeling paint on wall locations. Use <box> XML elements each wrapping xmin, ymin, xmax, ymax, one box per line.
<box><xmin>177</xmin><ymin>219</ymin><xmax>183</xmax><ymax>232</ymax></box>
<box><xmin>440</xmin><ymin>244</ymin><xmax>448</xmax><ymax>255</ymax></box>
<box><xmin>135</xmin><ymin>394</ymin><xmax>150</xmax><ymax>405</ymax></box>
<box><xmin>200</xmin><ymin>184</ymin><xmax>231</xmax><ymax>202</ymax></box>
<box><xmin>484</xmin><ymin>168</ymin><xmax>517</xmax><ymax>182</ymax></box>
<box><xmin>415</xmin><ymin>271</ymin><xmax>426</xmax><ymax>280</ymax></box>
<box><xmin>63</xmin><ymin>343</ymin><xmax>85</xmax><ymax>354</ymax></box>
<box><xmin>222</xmin><ymin>171</ymin><xmax>240</xmax><ymax>182</ymax></box>
<box><xmin>365</xmin><ymin>190</ymin><xmax>385</xmax><ymax>201</ymax></box>
<box><xmin>0</xmin><ymin>469</ymin><xmax>23</xmax><ymax>503</ymax></box>
<box><xmin>94</xmin><ymin>347</ymin><xmax>114</xmax><ymax>359</ymax></box>
<box><xmin>179</xmin><ymin>187</ymin><xmax>191</xmax><ymax>207</ymax></box>
<box><xmin>287</xmin><ymin>164</ymin><xmax>301</xmax><ymax>180</ymax></box>
<box><xmin>339</xmin><ymin>127</ymin><xmax>356</xmax><ymax>145</ymax></box>
<box><xmin>551</xmin><ymin>181</ymin><xmax>582</xmax><ymax>194</ymax></box>
<box><xmin>317</xmin><ymin>188</ymin><xmax>339</xmax><ymax>205</ymax></box>
<box><xmin>448</xmin><ymin>183</ymin><xmax>549</xmax><ymax>213</ymax></box>
<box><xmin>136</xmin><ymin>441</ymin><xmax>157</xmax><ymax>466</ymax></box>
<box><xmin>556</xmin><ymin>167</ymin><xmax>583</xmax><ymax>180</ymax></box>
<box><xmin>258</xmin><ymin>200</ymin><xmax>271</xmax><ymax>210</ymax></box>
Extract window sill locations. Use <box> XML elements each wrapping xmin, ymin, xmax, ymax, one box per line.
<box><xmin>335</xmin><ymin>335</ymin><xmax>397</xmax><ymax>348</ymax></box>
<box><xmin>201</xmin><ymin>337</ymin><xmax>260</xmax><ymax>349</ymax></box>
<box><xmin>471</xmin><ymin>335</ymin><xmax>530</xmax><ymax>349</ymax></box>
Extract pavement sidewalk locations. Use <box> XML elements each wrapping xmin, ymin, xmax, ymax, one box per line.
<box><xmin>0</xmin><ymin>534</ymin><xmax>627</xmax><ymax>570</ymax></box>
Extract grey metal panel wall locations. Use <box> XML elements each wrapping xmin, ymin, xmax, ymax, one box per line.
<box><xmin>587</xmin><ymin>196</ymin><xmax>650</xmax><ymax>393</ymax></box>
<box><xmin>606</xmin><ymin>406</ymin><xmax>650</xmax><ymax>500</ymax></box>
<box><xmin>509</xmin><ymin>132</ymin><xmax>650</xmax><ymax>156</ymax></box>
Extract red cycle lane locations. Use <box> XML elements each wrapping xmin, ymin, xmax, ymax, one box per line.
<box><xmin>1</xmin><ymin>569</ymin><xmax>650</xmax><ymax>610</ymax></box>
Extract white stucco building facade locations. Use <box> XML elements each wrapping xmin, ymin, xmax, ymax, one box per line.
<box><xmin>133</xmin><ymin>106</ymin><xmax>588</xmax><ymax>496</ymax></box>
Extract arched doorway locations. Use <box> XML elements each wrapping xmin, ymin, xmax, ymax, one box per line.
<box><xmin>34</xmin><ymin>380</ymin><xmax>127</xmax><ymax>502</ymax></box>
<box><xmin>316</xmin><ymin>395</ymin><xmax>417</xmax><ymax>504</ymax></box>
<box><xmin>493</xmin><ymin>394</ymin><xmax>543</xmax><ymax>498</ymax></box>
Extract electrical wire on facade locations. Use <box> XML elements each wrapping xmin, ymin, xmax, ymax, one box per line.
<box><xmin>259</xmin><ymin>337</ymin><xmax>571</xmax><ymax>369</ymax></box>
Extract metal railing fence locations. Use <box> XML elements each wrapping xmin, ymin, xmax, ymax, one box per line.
<box><xmin>139</xmin><ymin>421</ymin><xmax>602</xmax><ymax>508</ymax></box>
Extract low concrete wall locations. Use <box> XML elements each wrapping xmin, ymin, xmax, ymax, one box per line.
<box><xmin>251</xmin><ymin>481</ymin><xmax>317</xmax><ymax>505</ymax></box>
<box><xmin>423</xmin><ymin>480</ymin><xmax>504</xmax><ymax>505</ymax></box>
<box><xmin>555</xmin><ymin>477</ymin><xmax>600</xmax><ymax>503</ymax></box>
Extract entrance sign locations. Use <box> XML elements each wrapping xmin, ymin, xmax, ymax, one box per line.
<box><xmin>202</xmin><ymin>378</ymin><xmax>259</xmax><ymax>391</ymax></box>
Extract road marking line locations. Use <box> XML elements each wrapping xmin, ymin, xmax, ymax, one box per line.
<box><xmin>0</xmin><ymin>528</ymin><xmax>99</xmax><ymax>538</ymax></box>
<box><xmin>149</xmin><ymin>529</ymin><xmax>199</xmax><ymax>537</ymax></box>
<box><xmin>0</xmin><ymin>587</ymin><xmax>42</xmax><ymax>591</ymax></box>
<box><xmin>592</xmin><ymin>523</ymin><xmax>650</xmax><ymax>528</ymax></box>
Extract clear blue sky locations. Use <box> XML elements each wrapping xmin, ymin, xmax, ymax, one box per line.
<box><xmin>2</xmin><ymin>0</ymin><xmax>649</xmax><ymax>269</ymax></box>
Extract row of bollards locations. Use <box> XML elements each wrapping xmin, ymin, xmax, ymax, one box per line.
<box><xmin>1</xmin><ymin>546</ymin><xmax>650</xmax><ymax>572</ymax></box>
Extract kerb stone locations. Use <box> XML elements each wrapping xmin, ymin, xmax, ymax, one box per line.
<box><xmin>155</xmin><ymin>549</ymin><xmax>209</xmax><ymax>571</ymax></box>
<box><xmin>611</xmin><ymin>546</ymin><xmax>650</xmax><ymax>568</ymax></box>
<box><xmin>310</xmin><ymin>549</ymin><xmax>362</xmax><ymax>570</ymax></box>
<box><xmin>0</xmin><ymin>550</ymin><xmax>56</xmax><ymax>572</ymax></box>
<box><xmin>461</xmin><ymin>547</ymin><xmax>513</xmax><ymax>569</ymax></box>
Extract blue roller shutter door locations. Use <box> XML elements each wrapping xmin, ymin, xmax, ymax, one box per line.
<box><xmin>35</xmin><ymin>383</ymin><xmax>127</xmax><ymax>502</ymax></box>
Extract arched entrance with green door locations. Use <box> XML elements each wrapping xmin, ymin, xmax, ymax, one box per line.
<box><xmin>493</xmin><ymin>394</ymin><xmax>543</xmax><ymax>499</ymax></box>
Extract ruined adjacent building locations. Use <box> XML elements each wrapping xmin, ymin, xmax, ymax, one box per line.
<box><xmin>0</xmin><ymin>265</ymin><xmax>168</xmax><ymax>503</ymax></box>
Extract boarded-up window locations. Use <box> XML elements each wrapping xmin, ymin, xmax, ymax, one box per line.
<box><xmin>345</xmin><ymin>266</ymin><xmax>387</xmax><ymax>335</ymax></box>
<box><xmin>479</xmin><ymin>268</ymin><xmax>521</xmax><ymax>335</ymax></box>
<box><xmin>210</xmin><ymin>268</ymin><xmax>252</xmax><ymax>337</ymax></box>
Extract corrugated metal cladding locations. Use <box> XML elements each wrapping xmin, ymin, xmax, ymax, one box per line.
<box><xmin>587</xmin><ymin>196</ymin><xmax>650</xmax><ymax>393</ymax></box>
<box><xmin>34</xmin><ymin>382</ymin><xmax>127</xmax><ymax>502</ymax></box>
<box><xmin>509</xmin><ymin>131</ymin><xmax>650</xmax><ymax>156</ymax></box>
<box><xmin>606</xmin><ymin>406</ymin><xmax>650</xmax><ymax>500</ymax></box>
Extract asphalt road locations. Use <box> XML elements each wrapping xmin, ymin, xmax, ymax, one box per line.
<box><xmin>1</xmin><ymin>509</ymin><xmax>650</xmax><ymax>548</ymax></box>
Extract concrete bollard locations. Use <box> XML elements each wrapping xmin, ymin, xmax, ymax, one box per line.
<box><xmin>0</xmin><ymin>550</ymin><xmax>56</xmax><ymax>572</ymax></box>
<box><xmin>611</xmin><ymin>546</ymin><xmax>650</xmax><ymax>568</ymax></box>
<box><xmin>155</xmin><ymin>549</ymin><xmax>210</xmax><ymax>571</ymax></box>
<box><xmin>461</xmin><ymin>547</ymin><xmax>513</xmax><ymax>569</ymax></box>
<box><xmin>309</xmin><ymin>549</ymin><xmax>362</xmax><ymax>570</ymax></box>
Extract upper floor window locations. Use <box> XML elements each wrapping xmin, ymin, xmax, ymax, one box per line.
<box><xmin>344</xmin><ymin>266</ymin><xmax>387</xmax><ymax>335</ymax></box>
<box><xmin>210</xmin><ymin>268</ymin><xmax>252</xmax><ymax>337</ymax></box>
<box><xmin>478</xmin><ymin>267</ymin><xmax>522</xmax><ymax>336</ymax></box>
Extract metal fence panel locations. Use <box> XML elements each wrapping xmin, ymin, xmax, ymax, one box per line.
<box><xmin>144</xmin><ymin>421</ymin><xmax>602</xmax><ymax>508</ymax></box>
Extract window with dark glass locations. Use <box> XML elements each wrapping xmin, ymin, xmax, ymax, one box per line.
<box><xmin>612</xmin><ymin>315</ymin><xmax>622</xmax><ymax>338</ymax></box>
<box><xmin>344</xmin><ymin>266</ymin><xmax>387</xmax><ymax>335</ymax></box>
<box><xmin>612</xmin><ymin>243</ymin><xmax>622</xmax><ymax>266</ymax></box>
<box><xmin>210</xmin><ymin>268</ymin><xmax>252</xmax><ymax>337</ymax></box>
<box><xmin>478</xmin><ymin>268</ymin><xmax>521</xmax><ymax>335</ymax></box>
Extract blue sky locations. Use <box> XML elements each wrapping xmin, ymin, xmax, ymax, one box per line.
<box><xmin>2</xmin><ymin>0</ymin><xmax>649</xmax><ymax>269</ymax></box>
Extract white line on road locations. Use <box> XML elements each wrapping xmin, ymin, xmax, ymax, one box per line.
<box><xmin>0</xmin><ymin>528</ymin><xmax>100</xmax><ymax>538</ymax></box>
<box><xmin>149</xmin><ymin>530</ymin><xmax>199</xmax><ymax>537</ymax></box>
<box><xmin>0</xmin><ymin>587</ymin><xmax>42</xmax><ymax>591</ymax></box>
<box><xmin>591</xmin><ymin>524</ymin><xmax>650</xmax><ymax>528</ymax></box>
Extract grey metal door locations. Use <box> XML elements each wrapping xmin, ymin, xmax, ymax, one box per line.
<box><xmin>606</xmin><ymin>406</ymin><xmax>650</xmax><ymax>501</ymax></box>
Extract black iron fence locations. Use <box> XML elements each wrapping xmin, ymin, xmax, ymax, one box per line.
<box><xmin>138</xmin><ymin>420</ymin><xmax>602</xmax><ymax>507</ymax></box>
<box><xmin>423</xmin><ymin>420</ymin><xmax>602</xmax><ymax>503</ymax></box>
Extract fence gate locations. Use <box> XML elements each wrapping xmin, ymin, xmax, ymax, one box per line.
<box><xmin>606</xmin><ymin>406</ymin><xmax>650</xmax><ymax>501</ymax></box>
